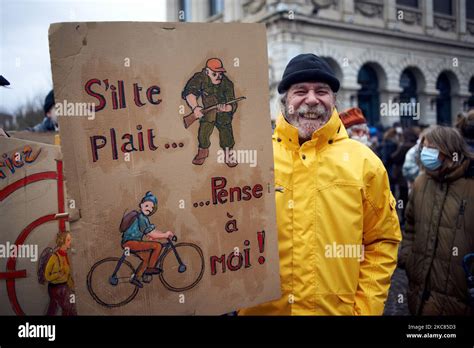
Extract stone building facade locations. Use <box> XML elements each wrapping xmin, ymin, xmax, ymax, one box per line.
<box><xmin>167</xmin><ymin>0</ymin><xmax>474</xmax><ymax>127</ymax></box>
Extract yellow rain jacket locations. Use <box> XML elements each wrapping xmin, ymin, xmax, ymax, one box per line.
<box><xmin>240</xmin><ymin>109</ymin><xmax>401</xmax><ymax>315</ymax></box>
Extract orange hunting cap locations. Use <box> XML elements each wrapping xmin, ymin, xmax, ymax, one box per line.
<box><xmin>339</xmin><ymin>107</ymin><xmax>367</xmax><ymax>128</ymax></box>
<box><xmin>206</xmin><ymin>58</ymin><xmax>226</xmax><ymax>72</ymax></box>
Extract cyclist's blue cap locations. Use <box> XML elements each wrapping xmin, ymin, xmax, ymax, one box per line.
<box><xmin>141</xmin><ymin>191</ymin><xmax>158</xmax><ymax>206</ymax></box>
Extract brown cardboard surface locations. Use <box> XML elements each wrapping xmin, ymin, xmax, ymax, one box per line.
<box><xmin>49</xmin><ymin>22</ymin><xmax>280</xmax><ymax>315</ymax></box>
<box><xmin>9</xmin><ymin>131</ymin><xmax>57</xmax><ymax>145</ymax></box>
<box><xmin>0</xmin><ymin>137</ymin><xmax>64</xmax><ymax>315</ymax></box>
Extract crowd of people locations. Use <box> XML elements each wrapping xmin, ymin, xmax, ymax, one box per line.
<box><xmin>341</xmin><ymin>100</ymin><xmax>474</xmax><ymax>315</ymax></box>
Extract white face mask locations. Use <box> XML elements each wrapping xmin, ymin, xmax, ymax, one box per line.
<box><xmin>352</xmin><ymin>134</ymin><xmax>370</xmax><ymax>146</ymax></box>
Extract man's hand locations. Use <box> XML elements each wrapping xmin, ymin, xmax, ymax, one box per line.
<box><xmin>217</xmin><ymin>104</ymin><xmax>232</xmax><ymax>112</ymax></box>
<box><xmin>193</xmin><ymin>106</ymin><xmax>204</xmax><ymax>118</ymax></box>
<box><xmin>165</xmin><ymin>231</ymin><xmax>174</xmax><ymax>239</ymax></box>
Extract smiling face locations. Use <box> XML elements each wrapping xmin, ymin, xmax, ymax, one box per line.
<box><xmin>140</xmin><ymin>201</ymin><xmax>155</xmax><ymax>216</ymax></box>
<box><xmin>206</xmin><ymin>68</ymin><xmax>223</xmax><ymax>85</ymax></box>
<box><xmin>283</xmin><ymin>82</ymin><xmax>336</xmax><ymax>143</ymax></box>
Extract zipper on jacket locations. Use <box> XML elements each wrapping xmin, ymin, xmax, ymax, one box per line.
<box><xmin>456</xmin><ymin>199</ymin><xmax>466</xmax><ymax>229</ymax></box>
<box><xmin>418</xmin><ymin>181</ymin><xmax>446</xmax><ymax>314</ymax></box>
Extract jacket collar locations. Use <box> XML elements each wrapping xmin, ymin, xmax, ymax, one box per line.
<box><xmin>273</xmin><ymin>108</ymin><xmax>348</xmax><ymax>150</ymax></box>
<box><xmin>427</xmin><ymin>158</ymin><xmax>471</xmax><ymax>183</ymax></box>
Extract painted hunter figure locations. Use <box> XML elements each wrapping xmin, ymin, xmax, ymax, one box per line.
<box><xmin>182</xmin><ymin>58</ymin><xmax>245</xmax><ymax>167</ymax></box>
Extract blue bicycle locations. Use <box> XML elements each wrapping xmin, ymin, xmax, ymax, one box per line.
<box><xmin>87</xmin><ymin>236</ymin><xmax>204</xmax><ymax>308</ymax></box>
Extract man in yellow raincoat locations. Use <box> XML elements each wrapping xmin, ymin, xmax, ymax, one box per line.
<box><xmin>240</xmin><ymin>54</ymin><xmax>401</xmax><ymax>315</ymax></box>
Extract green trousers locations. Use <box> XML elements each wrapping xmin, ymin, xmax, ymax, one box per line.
<box><xmin>198</xmin><ymin>114</ymin><xmax>235</xmax><ymax>149</ymax></box>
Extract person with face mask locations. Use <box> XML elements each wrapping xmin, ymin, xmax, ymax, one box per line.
<box><xmin>398</xmin><ymin>126</ymin><xmax>474</xmax><ymax>315</ymax></box>
<box><xmin>339</xmin><ymin>107</ymin><xmax>372</xmax><ymax>148</ymax></box>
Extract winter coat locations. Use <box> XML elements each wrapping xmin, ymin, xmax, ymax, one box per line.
<box><xmin>240</xmin><ymin>109</ymin><xmax>401</xmax><ymax>315</ymax></box>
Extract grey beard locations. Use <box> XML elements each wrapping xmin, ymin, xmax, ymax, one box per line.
<box><xmin>296</xmin><ymin>104</ymin><xmax>328</xmax><ymax>119</ymax></box>
<box><xmin>284</xmin><ymin>104</ymin><xmax>331</xmax><ymax>142</ymax></box>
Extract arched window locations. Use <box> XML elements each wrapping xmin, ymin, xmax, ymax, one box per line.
<box><xmin>357</xmin><ymin>64</ymin><xmax>380</xmax><ymax>126</ymax></box>
<box><xmin>468</xmin><ymin>77</ymin><xmax>474</xmax><ymax>111</ymax></box>
<box><xmin>436</xmin><ymin>72</ymin><xmax>452</xmax><ymax>126</ymax></box>
<box><xmin>468</xmin><ymin>0</ymin><xmax>474</xmax><ymax>20</ymax></box>
<box><xmin>434</xmin><ymin>0</ymin><xmax>452</xmax><ymax>15</ymax></box>
<box><xmin>179</xmin><ymin>0</ymin><xmax>190</xmax><ymax>21</ymax></box>
<box><xmin>397</xmin><ymin>0</ymin><xmax>418</xmax><ymax>8</ymax></box>
<box><xmin>399</xmin><ymin>69</ymin><xmax>418</xmax><ymax>126</ymax></box>
<box><xmin>209</xmin><ymin>0</ymin><xmax>224</xmax><ymax>16</ymax></box>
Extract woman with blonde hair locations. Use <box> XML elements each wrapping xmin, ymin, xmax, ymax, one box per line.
<box><xmin>44</xmin><ymin>231</ymin><xmax>77</xmax><ymax>315</ymax></box>
<box><xmin>399</xmin><ymin>125</ymin><xmax>474</xmax><ymax>315</ymax></box>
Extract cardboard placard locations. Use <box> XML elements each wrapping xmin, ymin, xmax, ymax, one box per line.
<box><xmin>0</xmin><ymin>137</ymin><xmax>65</xmax><ymax>315</ymax></box>
<box><xmin>9</xmin><ymin>131</ymin><xmax>58</xmax><ymax>145</ymax></box>
<box><xmin>49</xmin><ymin>22</ymin><xmax>280</xmax><ymax>315</ymax></box>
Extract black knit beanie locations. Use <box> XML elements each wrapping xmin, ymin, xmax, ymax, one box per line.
<box><xmin>278</xmin><ymin>53</ymin><xmax>340</xmax><ymax>94</ymax></box>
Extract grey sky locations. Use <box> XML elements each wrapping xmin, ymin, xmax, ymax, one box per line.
<box><xmin>0</xmin><ymin>0</ymin><xmax>167</xmax><ymax>114</ymax></box>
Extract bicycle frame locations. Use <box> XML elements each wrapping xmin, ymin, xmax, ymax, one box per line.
<box><xmin>111</xmin><ymin>237</ymin><xmax>184</xmax><ymax>281</ymax></box>
<box><xmin>87</xmin><ymin>237</ymin><xmax>205</xmax><ymax>307</ymax></box>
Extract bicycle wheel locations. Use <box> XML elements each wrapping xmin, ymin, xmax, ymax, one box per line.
<box><xmin>159</xmin><ymin>243</ymin><xmax>205</xmax><ymax>292</ymax></box>
<box><xmin>87</xmin><ymin>257</ymin><xmax>139</xmax><ymax>308</ymax></box>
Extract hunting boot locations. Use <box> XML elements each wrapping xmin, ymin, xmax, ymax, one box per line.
<box><xmin>225</xmin><ymin>148</ymin><xmax>238</xmax><ymax>168</ymax></box>
<box><xmin>192</xmin><ymin>147</ymin><xmax>209</xmax><ymax>165</ymax></box>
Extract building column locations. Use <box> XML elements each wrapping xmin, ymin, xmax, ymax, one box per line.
<box><xmin>424</xmin><ymin>0</ymin><xmax>434</xmax><ymax>34</ymax></box>
<box><xmin>224</xmin><ymin>0</ymin><xmax>243</xmax><ymax>22</ymax></box>
<box><xmin>380</xmin><ymin>88</ymin><xmax>403</xmax><ymax>128</ymax></box>
<box><xmin>342</xmin><ymin>0</ymin><xmax>355</xmax><ymax>22</ymax></box>
<box><xmin>419</xmin><ymin>81</ymin><xmax>439</xmax><ymax>125</ymax></box>
<box><xmin>385</xmin><ymin>0</ymin><xmax>398</xmax><ymax>30</ymax></box>
<box><xmin>190</xmin><ymin>0</ymin><xmax>209</xmax><ymax>22</ymax></box>
<box><xmin>337</xmin><ymin>65</ymin><xmax>360</xmax><ymax>112</ymax></box>
<box><xmin>452</xmin><ymin>88</ymin><xmax>470</xmax><ymax>123</ymax></box>
<box><xmin>417</xmin><ymin>91</ymin><xmax>436</xmax><ymax>125</ymax></box>
<box><xmin>336</xmin><ymin>87</ymin><xmax>359</xmax><ymax>112</ymax></box>
<box><xmin>459</xmin><ymin>0</ymin><xmax>467</xmax><ymax>39</ymax></box>
<box><xmin>166</xmin><ymin>0</ymin><xmax>179</xmax><ymax>21</ymax></box>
